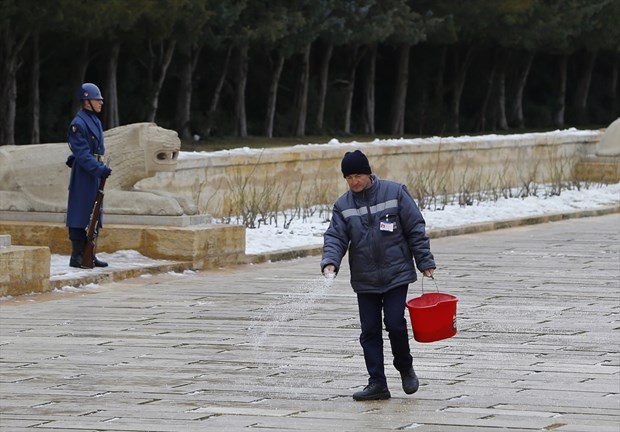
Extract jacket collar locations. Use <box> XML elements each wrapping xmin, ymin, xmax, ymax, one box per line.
<box><xmin>77</xmin><ymin>109</ymin><xmax>103</xmax><ymax>142</ymax></box>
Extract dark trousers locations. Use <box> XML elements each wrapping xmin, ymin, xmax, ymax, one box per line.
<box><xmin>356</xmin><ymin>285</ymin><xmax>413</xmax><ymax>387</ymax></box>
<box><xmin>68</xmin><ymin>227</ymin><xmax>87</xmax><ymax>241</ymax></box>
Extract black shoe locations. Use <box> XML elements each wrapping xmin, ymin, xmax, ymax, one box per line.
<box><xmin>69</xmin><ymin>257</ymin><xmax>82</xmax><ymax>268</ymax></box>
<box><xmin>352</xmin><ymin>382</ymin><xmax>391</xmax><ymax>401</ymax></box>
<box><xmin>400</xmin><ymin>367</ymin><xmax>419</xmax><ymax>394</ymax></box>
<box><xmin>93</xmin><ymin>257</ymin><xmax>108</xmax><ymax>267</ymax></box>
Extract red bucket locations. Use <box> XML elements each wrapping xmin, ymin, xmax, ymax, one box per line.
<box><xmin>406</xmin><ymin>292</ymin><xmax>458</xmax><ymax>343</ymax></box>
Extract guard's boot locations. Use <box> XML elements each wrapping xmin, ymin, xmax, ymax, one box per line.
<box><xmin>69</xmin><ymin>239</ymin><xmax>85</xmax><ymax>268</ymax></box>
<box><xmin>93</xmin><ymin>256</ymin><xmax>108</xmax><ymax>267</ymax></box>
<box><xmin>400</xmin><ymin>366</ymin><xmax>419</xmax><ymax>395</ymax></box>
<box><xmin>352</xmin><ymin>382</ymin><xmax>391</xmax><ymax>401</ymax></box>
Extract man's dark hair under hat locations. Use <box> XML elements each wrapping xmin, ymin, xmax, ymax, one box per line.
<box><xmin>341</xmin><ymin>150</ymin><xmax>372</xmax><ymax>177</ymax></box>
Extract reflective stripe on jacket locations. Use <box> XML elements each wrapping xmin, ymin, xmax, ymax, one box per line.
<box><xmin>321</xmin><ymin>175</ymin><xmax>435</xmax><ymax>294</ymax></box>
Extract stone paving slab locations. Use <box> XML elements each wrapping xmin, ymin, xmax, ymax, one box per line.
<box><xmin>1</xmin><ymin>214</ymin><xmax>619</xmax><ymax>431</ymax></box>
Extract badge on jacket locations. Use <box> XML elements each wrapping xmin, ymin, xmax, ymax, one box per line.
<box><xmin>380</xmin><ymin>222</ymin><xmax>394</xmax><ymax>232</ymax></box>
<box><xmin>380</xmin><ymin>214</ymin><xmax>396</xmax><ymax>232</ymax></box>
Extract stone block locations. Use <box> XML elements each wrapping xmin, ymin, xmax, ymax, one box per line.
<box><xmin>141</xmin><ymin>224</ymin><xmax>246</xmax><ymax>269</ymax></box>
<box><xmin>0</xmin><ymin>245</ymin><xmax>50</xmax><ymax>297</ymax></box>
<box><xmin>0</xmin><ymin>221</ymin><xmax>69</xmax><ymax>254</ymax></box>
<box><xmin>573</xmin><ymin>156</ymin><xmax>620</xmax><ymax>183</ymax></box>
<box><xmin>0</xmin><ymin>221</ymin><xmax>246</xmax><ymax>271</ymax></box>
<box><xmin>98</xmin><ymin>225</ymin><xmax>144</xmax><ymax>252</ymax></box>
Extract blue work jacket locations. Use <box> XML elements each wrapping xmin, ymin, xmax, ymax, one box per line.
<box><xmin>321</xmin><ymin>175</ymin><xmax>435</xmax><ymax>294</ymax></box>
<box><xmin>66</xmin><ymin>109</ymin><xmax>108</xmax><ymax>228</ymax></box>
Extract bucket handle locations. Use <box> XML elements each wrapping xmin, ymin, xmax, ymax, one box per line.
<box><xmin>421</xmin><ymin>274</ymin><xmax>439</xmax><ymax>294</ymax></box>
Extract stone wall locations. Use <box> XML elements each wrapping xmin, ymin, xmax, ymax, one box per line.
<box><xmin>136</xmin><ymin>130</ymin><xmax>601</xmax><ymax>218</ymax></box>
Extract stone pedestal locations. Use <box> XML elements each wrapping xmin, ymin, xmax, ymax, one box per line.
<box><xmin>0</xmin><ymin>221</ymin><xmax>246</xmax><ymax>270</ymax></box>
<box><xmin>0</xmin><ymin>235</ymin><xmax>51</xmax><ymax>297</ymax></box>
<box><xmin>573</xmin><ymin>156</ymin><xmax>620</xmax><ymax>183</ymax></box>
<box><xmin>576</xmin><ymin>118</ymin><xmax>620</xmax><ymax>182</ymax></box>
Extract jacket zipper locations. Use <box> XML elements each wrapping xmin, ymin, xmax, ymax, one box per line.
<box><xmin>364</xmin><ymin>186</ymin><xmax>385</xmax><ymax>287</ymax></box>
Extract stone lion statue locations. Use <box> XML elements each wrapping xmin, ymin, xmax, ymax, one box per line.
<box><xmin>0</xmin><ymin>122</ymin><xmax>197</xmax><ymax>216</ymax></box>
<box><xmin>595</xmin><ymin>117</ymin><xmax>620</xmax><ymax>157</ymax></box>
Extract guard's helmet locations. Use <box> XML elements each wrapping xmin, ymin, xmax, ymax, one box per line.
<box><xmin>79</xmin><ymin>83</ymin><xmax>103</xmax><ymax>100</ymax></box>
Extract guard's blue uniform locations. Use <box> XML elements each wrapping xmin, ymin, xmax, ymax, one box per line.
<box><xmin>66</xmin><ymin>109</ymin><xmax>108</xmax><ymax>238</ymax></box>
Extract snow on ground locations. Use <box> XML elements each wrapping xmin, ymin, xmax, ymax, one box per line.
<box><xmin>44</xmin><ymin>181</ymin><xmax>619</xmax><ymax>280</ymax></box>
<box><xmin>244</xmin><ymin>182</ymin><xmax>620</xmax><ymax>254</ymax></box>
<box><xmin>49</xmin><ymin>249</ymin><xmax>172</xmax><ymax>281</ymax></box>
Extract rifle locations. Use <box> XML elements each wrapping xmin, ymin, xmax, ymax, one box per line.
<box><xmin>82</xmin><ymin>158</ymin><xmax>111</xmax><ymax>269</ymax></box>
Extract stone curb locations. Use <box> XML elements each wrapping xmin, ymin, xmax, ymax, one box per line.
<box><xmin>50</xmin><ymin>261</ymin><xmax>194</xmax><ymax>290</ymax></box>
<box><xmin>427</xmin><ymin>203</ymin><xmax>620</xmax><ymax>238</ymax></box>
<box><xmin>51</xmin><ymin>204</ymin><xmax>619</xmax><ymax>289</ymax></box>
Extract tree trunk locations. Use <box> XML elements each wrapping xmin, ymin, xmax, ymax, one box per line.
<box><xmin>342</xmin><ymin>45</ymin><xmax>367</xmax><ymax>135</ymax></box>
<box><xmin>29</xmin><ymin>31</ymin><xmax>40</xmax><ymax>144</ymax></box>
<box><xmin>612</xmin><ymin>53</ymin><xmax>619</xmax><ymax>118</ymax></box>
<box><xmin>390</xmin><ymin>43</ymin><xmax>410</xmax><ymax>135</ymax></box>
<box><xmin>146</xmin><ymin>39</ymin><xmax>176</xmax><ymax>123</ymax></box>
<box><xmin>496</xmin><ymin>58</ymin><xmax>508</xmax><ymax>130</ymax></box>
<box><xmin>612</xmin><ymin>53</ymin><xmax>619</xmax><ymax>97</ymax></box>
<box><xmin>343</xmin><ymin>54</ymin><xmax>357</xmax><ymax>135</ymax></box>
<box><xmin>264</xmin><ymin>51</ymin><xmax>285</xmax><ymax>138</ymax></box>
<box><xmin>72</xmin><ymin>40</ymin><xmax>90</xmax><ymax>115</ymax></box>
<box><xmin>205</xmin><ymin>46</ymin><xmax>232</xmax><ymax>138</ymax></box>
<box><xmin>450</xmin><ymin>45</ymin><xmax>474</xmax><ymax>134</ymax></box>
<box><xmin>294</xmin><ymin>42</ymin><xmax>311</xmax><ymax>137</ymax></box>
<box><xmin>509</xmin><ymin>51</ymin><xmax>534</xmax><ymax>129</ymax></box>
<box><xmin>315</xmin><ymin>43</ymin><xmax>333</xmax><ymax>132</ymax></box>
<box><xmin>175</xmin><ymin>45</ymin><xmax>201</xmax><ymax>141</ymax></box>
<box><xmin>0</xmin><ymin>28</ymin><xmax>29</xmax><ymax>145</ymax></box>
<box><xmin>233</xmin><ymin>43</ymin><xmax>248</xmax><ymax>137</ymax></box>
<box><xmin>476</xmin><ymin>58</ymin><xmax>497</xmax><ymax>132</ymax></box>
<box><xmin>176</xmin><ymin>55</ymin><xmax>193</xmax><ymax>140</ymax></box>
<box><xmin>554</xmin><ymin>53</ymin><xmax>568</xmax><ymax>128</ymax></box>
<box><xmin>362</xmin><ymin>43</ymin><xmax>376</xmax><ymax>134</ymax></box>
<box><xmin>0</xmin><ymin>63</ymin><xmax>18</xmax><ymax>145</ymax></box>
<box><xmin>430</xmin><ymin>46</ymin><xmax>447</xmax><ymax>134</ymax></box>
<box><xmin>572</xmin><ymin>50</ymin><xmax>597</xmax><ymax>124</ymax></box>
<box><xmin>103</xmin><ymin>42</ymin><xmax>120</xmax><ymax>130</ymax></box>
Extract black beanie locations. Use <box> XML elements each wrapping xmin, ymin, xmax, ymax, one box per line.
<box><xmin>341</xmin><ymin>150</ymin><xmax>372</xmax><ymax>177</ymax></box>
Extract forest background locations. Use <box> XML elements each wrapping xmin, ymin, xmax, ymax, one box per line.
<box><xmin>1</xmin><ymin>0</ymin><xmax>618</xmax><ymax>148</ymax></box>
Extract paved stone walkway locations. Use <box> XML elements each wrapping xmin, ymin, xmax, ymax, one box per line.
<box><xmin>1</xmin><ymin>214</ymin><xmax>619</xmax><ymax>431</ymax></box>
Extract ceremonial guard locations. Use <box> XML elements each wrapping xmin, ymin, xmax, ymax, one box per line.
<box><xmin>66</xmin><ymin>83</ymin><xmax>112</xmax><ymax>268</ymax></box>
